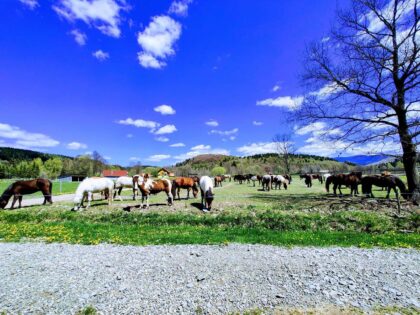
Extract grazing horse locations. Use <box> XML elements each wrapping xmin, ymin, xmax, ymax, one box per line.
<box><xmin>325</xmin><ymin>173</ymin><xmax>361</xmax><ymax>196</ymax></box>
<box><xmin>138</xmin><ymin>174</ymin><xmax>173</xmax><ymax>208</ymax></box>
<box><xmin>73</xmin><ymin>177</ymin><xmax>114</xmax><ymax>211</ymax></box>
<box><xmin>224</xmin><ymin>174</ymin><xmax>232</xmax><ymax>182</ymax></box>
<box><xmin>311</xmin><ymin>174</ymin><xmax>323</xmax><ymax>184</ymax></box>
<box><xmin>114</xmin><ymin>176</ymin><xmax>138</xmax><ymax>201</ymax></box>
<box><xmin>214</xmin><ymin>176</ymin><xmax>223</xmax><ymax>187</ymax></box>
<box><xmin>172</xmin><ymin>177</ymin><xmax>198</xmax><ymax>200</ymax></box>
<box><xmin>234</xmin><ymin>174</ymin><xmax>247</xmax><ymax>184</ymax></box>
<box><xmin>283</xmin><ymin>174</ymin><xmax>292</xmax><ymax>184</ymax></box>
<box><xmin>200</xmin><ymin>176</ymin><xmax>214</xmax><ymax>212</ymax></box>
<box><xmin>300</xmin><ymin>174</ymin><xmax>312</xmax><ymax>188</ymax></box>
<box><xmin>262</xmin><ymin>175</ymin><xmax>271</xmax><ymax>191</ymax></box>
<box><xmin>132</xmin><ymin>175</ymin><xmax>144</xmax><ymax>200</ymax></box>
<box><xmin>0</xmin><ymin>178</ymin><xmax>53</xmax><ymax>209</ymax></box>
<box><xmin>361</xmin><ymin>175</ymin><xmax>408</xmax><ymax>199</ymax></box>
<box><xmin>273</xmin><ymin>175</ymin><xmax>289</xmax><ymax>190</ymax></box>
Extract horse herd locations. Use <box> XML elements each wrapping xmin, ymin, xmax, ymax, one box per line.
<box><xmin>0</xmin><ymin>171</ymin><xmax>409</xmax><ymax>211</ymax></box>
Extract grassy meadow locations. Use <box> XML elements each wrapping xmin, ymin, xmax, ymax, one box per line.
<box><xmin>0</xmin><ymin>177</ymin><xmax>418</xmax><ymax>248</ymax></box>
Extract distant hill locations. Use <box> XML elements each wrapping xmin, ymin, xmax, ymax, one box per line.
<box><xmin>0</xmin><ymin>147</ymin><xmax>72</xmax><ymax>163</ymax></box>
<box><xmin>334</xmin><ymin>155</ymin><xmax>393</xmax><ymax>166</ymax></box>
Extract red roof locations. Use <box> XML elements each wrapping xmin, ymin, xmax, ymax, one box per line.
<box><xmin>102</xmin><ymin>170</ymin><xmax>128</xmax><ymax>177</ymax></box>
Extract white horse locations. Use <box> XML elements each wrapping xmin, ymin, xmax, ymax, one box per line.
<box><xmin>273</xmin><ymin>175</ymin><xmax>289</xmax><ymax>190</ymax></box>
<box><xmin>114</xmin><ymin>176</ymin><xmax>136</xmax><ymax>201</ymax></box>
<box><xmin>73</xmin><ymin>177</ymin><xmax>114</xmax><ymax>211</ymax></box>
<box><xmin>199</xmin><ymin>176</ymin><xmax>214</xmax><ymax>212</ymax></box>
<box><xmin>250</xmin><ymin>175</ymin><xmax>258</xmax><ymax>187</ymax></box>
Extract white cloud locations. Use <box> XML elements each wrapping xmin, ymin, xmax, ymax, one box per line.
<box><xmin>0</xmin><ymin>123</ymin><xmax>59</xmax><ymax>148</ymax></box>
<box><xmin>19</xmin><ymin>0</ymin><xmax>39</xmax><ymax>10</ymax></box>
<box><xmin>295</xmin><ymin>122</ymin><xmax>326</xmax><ymax>135</ymax></box>
<box><xmin>129</xmin><ymin>157</ymin><xmax>141</xmax><ymax>162</ymax></box>
<box><xmin>147</xmin><ymin>154</ymin><xmax>171</xmax><ymax>162</ymax></box>
<box><xmin>155</xmin><ymin>136</ymin><xmax>169</xmax><ymax>142</ymax></box>
<box><xmin>191</xmin><ymin>144</ymin><xmax>210</xmax><ymax>151</ymax></box>
<box><xmin>309</xmin><ymin>82</ymin><xmax>344</xmax><ymax>100</ymax></box>
<box><xmin>252</xmin><ymin>121</ymin><xmax>263</xmax><ymax>126</ymax></box>
<box><xmin>66</xmin><ymin>141</ymin><xmax>88</xmax><ymax>150</ymax></box>
<box><xmin>205</xmin><ymin>120</ymin><xmax>219</xmax><ymax>127</ymax></box>
<box><xmin>153</xmin><ymin>124</ymin><xmax>177</xmax><ymax>135</ymax></box>
<box><xmin>154</xmin><ymin>104</ymin><xmax>176</xmax><ymax>115</ymax></box>
<box><xmin>70</xmin><ymin>29</ymin><xmax>87</xmax><ymax>45</ymax></box>
<box><xmin>117</xmin><ymin>118</ymin><xmax>160</xmax><ymax>130</ymax></box>
<box><xmin>92</xmin><ymin>50</ymin><xmax>109</xmax><ymax>61</ymax></box>
<box><xmin>256</xmin><ymin>95</ymin><xmax>304</xmax><ymax>110</ymax></box>
<box><xmin>321</xmin><ymin>36</ymin><xmax>330</xmax><ymax>42</ymax></box>
<box><xmin>237</xmin><ymin>142</ymin><xmax>277</xmax><ymax>156</ymax></box>
<box><xmin>210</xmin><ymin>128</ymin><xmax>239</xmax><ymax>136</ymax></box>
<box><xmin>53</xmin><ymin>0</ymin><xmax>128</xmax><ymax>38</ymax></box>
<box><xmin>104</xmin><ymin>156</ymin><xmax>111</xmax><ymax>160</ymax></box>
<box><xmin>169</xmin><ymin>142</ymin><xmax>185</xmax><ymax>147</ymax></box>
<box><xmin>126</xmin><ymin>133</ymin><xmax>133</xmax><ymax>138</ymax></box>
<box><xmin>137</xmin><ymin>15</ymin><xmax>182</xmax><ymax>69</ymax></box>
<box><xmin>272</xmin><ymin>85</ymin><xmax>280</xmax><ymax>92</ymax></box>
<box><xmin>168</xmin><ymin>0</ymin><xmax>192</xmax><ymax>17</ymax></box>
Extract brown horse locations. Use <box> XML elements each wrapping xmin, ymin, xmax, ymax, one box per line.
<box><xmin>361</xmin><ymin>175</ymin><xmax>409</xmax><ymax>199</ymax></box>
<box><xmin>172</xmin><ymin>177</ymin><xmax>199</xmax><ymax>200</ymax></box>
<box><xmin>0</xmin><ymin>178</ymin><xmax>53</xmax><ymax>209</ymax></box>
<box><xmin>138</xmin><ymin>174</ymin><xmax>173</xmax><ymax>208</ymax></box>
<box><xmin>283</xmin><ymin>174</ymin><xmax>292</xmax><ymax>184</ymax></box>
<box><xmin>262</xmin><ymin>175</ymin><xmax>271</xmax><ymax>191</ymax></box>
<box><xmin>325</xmin><ymin>173</ymin><xmax>361</xmax><ymax>196</ymax></box>
<box><xmin>300</xmin><ymin>174</ymin><xmax>312</xmax><ymax>187</ymax></box>
<box><xmin>214</xmin><ymin>176</ymin><xmax>223</xmax><ymax>187</ymax></box>
<box><xmin>311</xmin><ymin>174</ymin><xmax>323</xmax><ymax>184</ymax></box>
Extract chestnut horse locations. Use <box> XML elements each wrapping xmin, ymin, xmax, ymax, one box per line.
<box><xmin>325</xmin><ymin>173</ymin><xmax>361</xmax><ymax>196</ymax></box>
<box><xmin>172</xmin><ymin>177</ymin><xmax>199</xmax><ymax>200</ymax></box>
<box><xmin>138</xmin><ymin>174</ymin><xmax>173</xmax><ymax>208</ymax></box>
<box><xmin>214</xmin><ymin>176</ymin><xmax>223</xmax><ymax>187</ymax></box>
<box><xmin>361</xmin><ymin>175</ymin><xmax>408</xmax><ymax>199</ymax></box>
<box><xmin>0</xmin><ymin>178</ymin><xmax>53</xmax><ymax>209</ymax></box>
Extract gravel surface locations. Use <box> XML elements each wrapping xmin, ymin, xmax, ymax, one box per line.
<box><xmin>0</xmin><ymin>243</ymin><xmax>419</xmax><ymax>314</ymax></box>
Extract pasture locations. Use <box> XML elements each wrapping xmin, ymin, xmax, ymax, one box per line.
<box><xmin>0</xmin><ymin>177</ymin><xmax>418</xmax><ymax>248</ymax></box>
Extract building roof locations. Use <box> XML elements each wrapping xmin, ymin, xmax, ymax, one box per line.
<box><xmin>158</xmin><ymin>168</ymin><xmax>171</xmax><ymax>173</ymax></box>
<box><xmin>102</xmin><ymin>170</ymin><xmax>128</xmax><ymax>177</ymax></box>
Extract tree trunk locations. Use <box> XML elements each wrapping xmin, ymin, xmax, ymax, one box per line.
<box><xmin>397</xmin><ymin>111</ymin><xmax>420</xmax><ymax>204</ymax></box>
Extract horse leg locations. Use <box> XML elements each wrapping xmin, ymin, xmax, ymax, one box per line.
<box><xmin>386</xmin><ymin>187</ymin><xmax>391</xmax><ymax>199</ymax></box>
<box><xmin>17</xmin><ymin>196</ymin><xmax>22</xmax><ymax>208</ymax></box>
<box><xmin>167</xmin><ymin>190</ymin><xmax>173</xmax><ymax>206</ymax></box>
<box><xmin>86</xmin><ymin>192</ymin><xmax>92</xmax><ymax>208</ymax></box>
<box><xmin>186</xmin><ymin>188</ymin><xmax>190</xmax><ymax>200</ymax></box>
<box><xmin>10</xmin><ymin>195</ymin><xmax>18</xmax><ymax>209</ymax></box>
<box><xmin>177</xmin><ymin>187</ymin><xmax>181</xmax><ymax>200</ymax></box>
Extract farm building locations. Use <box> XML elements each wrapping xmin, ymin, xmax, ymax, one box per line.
<box><xmin>102</xmin><ymin>170</ymin><xmax>128</xmax><ymax>179</ymax></box>
<box><xmin>57</xmin><ymin>175</ymin><xmax>86</xmax><ymax>182</ymax></box>
<box><xmin>157</xmin><ymin>168</ymin><xmax>175</xmax><ymax>177</ymax></box>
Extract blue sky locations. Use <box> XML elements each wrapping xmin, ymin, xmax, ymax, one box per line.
<box><xmin>0</xmin><ymin>0</ymin><xmax>358</xmax><ymax>166</ymax></box>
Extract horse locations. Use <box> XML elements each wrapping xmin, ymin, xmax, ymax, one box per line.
<box><xmin>132</xmin><ymin>174</ymin><xmax>143</xmax><ymax>200</ymax></box>
<box><xmin>262</xmin><ymin>175</ymin><xmax>271</xmax><ymax>191</ymax></box>
<box><xmin>224</xmin><ymin>174</ymin><xmax>232</xmax><ymax>182</ymax></box>
<box><xmin>172</xmin><ymin>177</ymin><xmax>198</xmax><ymax>200</ymax></box>
<box><xmin>114</xmin><ymin>176</ymin><xmax>137</xmax><ymax>201</ymax></box>
<box><xmin>283</xmin><ymin>174</ymin><xmax>292</xmax><ymax>184</ymax></box>
<box><xmin>322</xmin><ymin>173</ymin><xmax>332</xmax><ymax>183</ymax></box>
<box><xmin>214</xmin><ymin>176</ymin><xmax>223</xmax><ymax>187</ymax></box>
<box><xmin>0</xmin><ymin>178</ymin><xmax>53</xmax><ymax>209</ymax></box>
<box><xmin>361</xmin><ymin>175</ymin><xmax>409</xmax><ymax>199</ymax></box>
<box><xmin>138</xmin><ymin>174</ymin><xmax>173</xmax><ymax>208</ymax></box>
<box><xmin>311</xmin><ymin>174</ymin><xmax>323</xmax><ymax>184</ymax></box>
<box><xmin>234</xmin><ymin>174</ymin><xmax>247</xmax><ymax>184</ymax></box>
<box><xmin>73</xmin><ymin>177</ymin><xmax>114</xmax><ymax>211</ymax></box>
<box><xmin>250</xmin><ymin>175</ymin><xmax>258</xmax><ymax>187</ymax></box>
<box><xmin>273</xmin><ymin>175</ymin><xmax>289</xmax><ymax>190</ymax></box>
<box><xmin>200</xmin><ymin>176</ymin><xmax>214</xmax><ymax>212</ymax></box>
<box><xmin>300</xmin><ymin>174</ymin><xmax>312</xmax><ymax>188</ymax></box>
<box><xmin>325</xmin><ymin>173</ymin><xmax>361</xmax><ymax>196</ymax></box>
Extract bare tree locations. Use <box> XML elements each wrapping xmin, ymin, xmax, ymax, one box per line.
<box><xmin>298</xmin><ymin>0</ymin><xmax>419</xmax><ymax>202</ymax></box>
<box><xmin>273</xmin><ymin>134</ymin><xmax>295</xmax><ymax>174</ymax></box>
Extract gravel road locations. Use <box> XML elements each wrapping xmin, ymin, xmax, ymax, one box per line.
<box><xmin>0</xmin><ymin>243</ymin><xmax>418</xmax><ymax>314</ymax></box>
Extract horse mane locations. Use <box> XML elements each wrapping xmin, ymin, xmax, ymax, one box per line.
<box><xmin>325</xmin><ymin>175</ymin><xmax>333</xmax><ymax>192</ymax></box>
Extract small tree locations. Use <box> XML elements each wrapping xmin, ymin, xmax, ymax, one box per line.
<box><xmin>273</xmin><ymin>134</ymin><xmax>295</xmax><ymax>174</ymax></box>
<box><xmin>43</xmin><ymin>158</ymin><xmax>63</xmax><ymax>179</ymax></box>
<box><xmin>211</xmin><ymin>166</ymin><xmax>226</xmax><ymax>176</ymax></box>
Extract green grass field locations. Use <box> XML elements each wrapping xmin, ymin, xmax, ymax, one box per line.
<box><xmin>0</xmin><ymin>177</ymin><xmax>418</xmax><ymax>248</ymax></box>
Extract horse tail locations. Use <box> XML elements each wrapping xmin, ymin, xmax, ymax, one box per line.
<box><xmin>394</xmin><ymin>176</ymin><xmax>407</xmax><ymax>194</ymax></box>
<box><xmin>171</xmin><ymin>180</ymin><xmax>177</xmax><ymax>196</ymax></box>
<box><xmin>325</xmin><ymin>176</ymin><xmax>333</xmax><ymax>192</ymax></box>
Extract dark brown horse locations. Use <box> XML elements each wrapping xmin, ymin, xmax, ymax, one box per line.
<box><xmin>325</xmin><ymin>173</ymin><xmax>361</xmax><ymax>196</ymax></box>
<box><xmin>300</xmin><ymin>174</ymin><xmax>312</xmax><ymax>187</ymax></box>
<box><xmin>311</xmin><ymin>174</ymin><xmax>323</xmax><ymax>184</ymax></box>
<box><xmin>0</xmin><ymin>178</ymin><xmax>53</xmax><ymax>209</ymax></box>
<box><xmin>172</xmin><ymin>177</ymin><xmax>199</xmax><ymax>200</ymax></box>
<box><xmin>214</xmin><ymin>176</ymin><xmax>223</xmax><ymax>187</ymax></box>
<box><xmin>361</xmin><ymin>175</ymin><xmax>408</xmax><ymax>199</ymax></box>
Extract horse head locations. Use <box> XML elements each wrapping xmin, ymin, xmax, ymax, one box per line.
<box><xmin>204</xmin><ymin>190</ymin><xmax>214</xmax><ymax>210</ymax></box>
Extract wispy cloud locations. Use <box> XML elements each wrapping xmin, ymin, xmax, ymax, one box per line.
<box><xmin>70</xmin><ymin>29</ymin><xmax>87</xmax><ymax>45</ymax></box>
<box><xmin>155</xmin><ymin>136</ymin><xmax>169</xmax><ymax>142</ymax></box>
<box><xmin>272</xmin><ymin>85</ymin><xmax>280</xmax><ymax>92</ymax></box>
<box><xmin>137</xmin><ymin>15</ymin><xmax>182</xmax><ymax>69</ymax></box>
<box><xmin>154</xmin><ymin>104</ymin><xmax>176</xmax><ymax>115</ymax></box>
<box><xmin>168</xmin><ymin>0</ymin><xmax>192</xmax><ymax>17</ymax></box>
<box><xmin>170</xmin><ymin>142</ymin><xmax>185</xmax><ymax>147</ymax></box>
<box><xmin>117</xmin><ymin>118</ymin><xmax>160</xmax><ymax>130</ymax></box>
<box><xmin>153</xmin><ymin>124</ymin><xmax>177</xmax><ymax>135</ymax></box>
<box><xmin>205</xmin><ymin>120</ymin><xmax>219</xmax><ymax>127</ymax></box>
<box><xmin>237</xmin><ymin>142</ymin><xmax>277</xmax><ymax>156</ymax></box>
<box><xmin>0</xmin><ymin>123</ymin><xmax>59</xmax><ymax>148</ymax></box>
<box><xmin>66</xmin><ymin>141</ymin><xmax>88</xmax><ymax>150</ymax></box>
<box><xmin>53</xmin><ymin>0</ymin><xmax>129</xmax><ymax>38</ymax></box>
<box><xmin>147</xmin><ymin>154</ymin><xmax>171</xmax><ymax>162</ymax></box>
<box><xmin>92</xmin><ymin>50</ymin><xmax>109</xmax><ymax>61</ymax></box>
<box><xmin>209</xmin><ymin>128</ymin><xmax>239</xmax><ymax>136</ymax></box>
<box><xmin>191</xmin><ymin>144</ymin><xmax>210</xmax><ymax>150</ymax></box>
<box><xmin>256</xmin><ymin>95</ymin><xmax>304</xmax><ymax>110</ymax></box>
<box><xmin>19</xmin><ymin>0</ymin><xmax>39</xmax><ymax>10</ymax></box>
<box><xmin>252</xmin><ymin>121</ymin><xmax>263</xmax><ymax>126</ymax></box>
